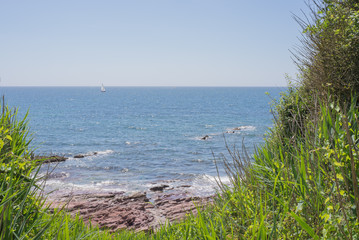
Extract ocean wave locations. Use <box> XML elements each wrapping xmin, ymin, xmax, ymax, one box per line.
<box><xmin>182</xmin><ymin>174</ymin><xmax>233</xmax><ymax>197</ymax></box>
<box><xmin>240</xmin><ymin>125</ymin><xmax>256</xmax><ymax>131</ymax></box>
<box><xmin>46</xmin><ymin>172</ymin><xmax>70</xmax><ymax>180</ymax></box>
<box><xmin>186</xmin><ymin>174</ymin><xmax>218</xmax><ymax>196</ymax></box>
<box><xmin>128</xmin><ymin>126</ymin><xmax>147</xmax><ymax>130</ymax></box>
<box><xmin>94</xmin><ymin>149</ymin><xmax>114</xmax><ymax>155</ymax></box>
<box><xmin>191</xmin><ymin>158</ymin><xmax>204</xmax><ymax>163</ymax></box>
<box><xmin>43</xmin><ymin>179</ymin><xmax>129</xmax><ymax>195</ymax></box>
<box><xmin>93</xmin><ymin>180</ymin><xmax>118</xmax><ymax>186</ymax></box>
<box><xmin>225</xmin><ymin>125</ymin><xmax>256</xmax><ymax>132</ymax></box>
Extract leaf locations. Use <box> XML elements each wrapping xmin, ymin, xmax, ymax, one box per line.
<box><xmin>296</xmin><ymin>201</ymin><xmax>304</xmax><ymax>213</ymax></box>
<box><xmin>290</xmin><ymin>212</ymin><xmax>319</xmax><ymax>240</ymax></box>
<box><xmin>333</xmin><ymin>161</ymin><xmax>343</xmax><ymax>167</ymax></box>
<box><xmin>322</xmin><ymin>213</ymin><xmax>330</xmax><ymax>222</ymax></box>
<box><xmin>336</xmin><ymin>174</ymin><xmax>344</xmax><ymax>181</ymax></box>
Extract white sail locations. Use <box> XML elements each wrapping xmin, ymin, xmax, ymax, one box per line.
<box><xmin>101</xmin><ymin>84</ymin><xmax>106</xmax><ymax>92</ymax></box>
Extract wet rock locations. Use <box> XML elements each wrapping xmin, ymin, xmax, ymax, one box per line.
<box><xmin>201</xmin><ymin>135</ymin><xmax>209</xmax><ymax>140</ymax></box>
<box><xmin>150</xmin><ymin>185</ymin><xmax>169</xmax><ymax>192</ymax></box>
<box><xmin>233</xmin><ymin>127</ymin><xmax>241</xmax><ymax>131</ymax></box>
<box><xmin>225</xmin><ymin>130</ymin><xmax>236</xmax><ymax>133</ymax></box>
<box><xmin>34</xmin><ymin>155</ymin><xmax>68</xmax><ymax>163</ymax></box>
<box><xmin>46</xmin><ymin>172</ymin><xmax>68</xmax><ymax>179</ymax></box>
<box><xmin>74</xmin><ymin>152</ymin><xmax>99</xmax><ymax>158</ymax></box>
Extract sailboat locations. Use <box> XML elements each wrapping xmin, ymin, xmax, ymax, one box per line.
<box><xmin>101</xmin><ymin>84</ymin><xmax>106</xmax><ymax>92</ymax></box>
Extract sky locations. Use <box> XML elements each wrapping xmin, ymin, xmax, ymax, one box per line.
<box><xmin>0</xmin><ymin>1</ymin><xmax>310</xmax><ymax>87</ymax></box>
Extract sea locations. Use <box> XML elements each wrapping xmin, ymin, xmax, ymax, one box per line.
<box><xmin>1</xmin><ymin>87</ymin><xmax>284</xmax><ymax>197</ymax></box>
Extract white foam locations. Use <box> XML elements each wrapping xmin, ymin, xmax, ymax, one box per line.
<box><xmin>94</xmin><ymin>180</ymin><xmax>117</xmax><ymax>186</ymax></box>
<box><xmin>43</xmin><ymin>179</ymin><xmax>128</xmax><ymax>194</ymax></box>
<box><xmin>128</xmin><ymin>126</ymin><xmax>147</xmax><ymax>130</ymax></box>
<box><xmin>185</xmin><ymin>174</ymin><xmax>234</xmax><ymax>196</ymax></box>
<box><xmin>95</xmin><ymin>150</ymin><xmax>114</xmax><ymax>155</ymax></box>
<box><xmin>187</xmin><ymin>174</ymin><xmax>218</xmax><ymax>196</ymax></box>
<box><xmin>225</xmin><ymin>126</ymin><xmax>256</xmax><ymax>132</ymax></box>
<box><xmin>192</xmin><ymin>158</ymin><xmax>203</xmax><ymax>162</ymax></box>
<box><xmin>238</xmin><ymin>126</ymin><xmax>256</xmax><ymax>131</ymax></box>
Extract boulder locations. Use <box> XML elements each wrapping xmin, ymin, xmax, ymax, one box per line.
<box><xmin>150</xmin><ymin>185</ymin><xmax>169</xmax><ymax>192</ymax></box>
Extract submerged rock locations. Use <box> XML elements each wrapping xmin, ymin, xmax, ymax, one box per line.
<box><xmin>45</xmin><ymin>172</ymin><xmax>69</xmax><ymax>179</ymax></box>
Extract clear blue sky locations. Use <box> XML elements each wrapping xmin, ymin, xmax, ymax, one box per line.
<box><xmin>0</xmin><ymin>1</ymin><xmax>309</xmax><ymax>87</ymax></box>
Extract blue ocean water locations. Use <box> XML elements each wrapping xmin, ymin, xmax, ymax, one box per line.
<box><xmin>1</xmin><ymin>87</ymin><xmax>283</xmax><ymax>196</ymax></box>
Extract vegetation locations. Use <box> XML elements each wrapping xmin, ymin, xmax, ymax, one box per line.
<box><xmin>2</xmin><ymin>0</ymin><xmax>359</xmax><ymax>239</ymax></box>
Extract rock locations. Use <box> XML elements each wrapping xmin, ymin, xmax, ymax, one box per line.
<box><xmin>150</xmin><ymin>185</ymin><xmax>169</xmax><ymax>192</ymax></box>
<box><xmin>34</xmin><ymin>155</ymin><xmax>68</xmax><ymax>163</ymax></box>
<box><xmin>46</xmin><ymin>191</ymin><xmax>211</xmax><ymax>232</ymax></box>
<box><xmin>74</xmin><ymin>152</ymin><xmax>99</xmax><ymax>158</ymax></box>
<box><xmin>201</xmin><ymin>135</ymin><xmax>209</xmax><ymax>140</ymax></box>
<box><xmin>233</xmin><ymin>127</ymin><xmax>241</xmax><ymax>131</ymax></box>
<box><xmin>45</xmin><ymin>172</ymin><xmax>68</xmax><ymax>179</ymax></box>
<box><xmin>226</xmin><ymin>130</ymin><xmax>235</xmax><ymax>133</ymax></box>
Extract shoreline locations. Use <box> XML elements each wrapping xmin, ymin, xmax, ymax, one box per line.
<box><xmin>39</xmin><ymin>154</ymin><xmax>219</xmax><ymax>231</ymax></box>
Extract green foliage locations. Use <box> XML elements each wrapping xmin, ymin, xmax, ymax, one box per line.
<box><xmin>212</xmin><ymin>95</ymin><xmax>359</xmax><ymax>238</ymax></box>
<box><xmin>295</xmin><ymin>0</ymin><xmax>359</xmax><ymax>103</ymax></box>
<box><xmin>272</xmin><ymin>86</ymin><xmax>311</xmax><ymax>139</ymax></box>
<box><xmin>0</xmin><ymin>103</ymin><xmax>54</xmax><ymax>239</ymax></box>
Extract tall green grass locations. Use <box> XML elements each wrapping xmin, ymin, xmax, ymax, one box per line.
<box><xmin>0</xmin><ymin>104</ymin><xmax>55</xmax><ymax>239</ymax></box>
<box><xmin>211</xmin><ymin>96</ymin><xmax>359</xmax><ymax>239</ymax></box>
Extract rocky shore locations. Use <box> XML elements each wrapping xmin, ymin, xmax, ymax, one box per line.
<box><xmin>47</xmin><ymin>190</ymin><xmax>211</xmax><ymax>232</ymax></box>
<box><xmin>38</xmin><ymin>153</ymin><xmax>215</xmax><ymax>232</ymax></box>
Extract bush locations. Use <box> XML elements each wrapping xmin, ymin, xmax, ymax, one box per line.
<box><xmin>293</xmin><ymin>0</ymin><xmax>359</xmax><ymax>103</ymax></box>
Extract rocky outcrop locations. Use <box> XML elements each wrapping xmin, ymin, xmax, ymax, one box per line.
<box><xmin>47</xmin><ymin>191</ymin><xmax>210</xmax><ymax>233</ymax></box>
<box><xmin>33</xmin><ymin>155</ymin><xmax>68</xmax><ymax>163</ymax></box>
<box><xmin>201</xmin><ymin>135</ymin><xmax>210</xmax><ymax>140</ymax></box>
<box><xmin>35</xmin><ymin>152</ymin><xmax>99</xmax><ymax>163</ymax></box>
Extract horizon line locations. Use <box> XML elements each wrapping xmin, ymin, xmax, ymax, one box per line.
<box><xmin>0</xmin><ymin>85</ymin><xmax>287</xmax><ymax>88</ymax></box>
